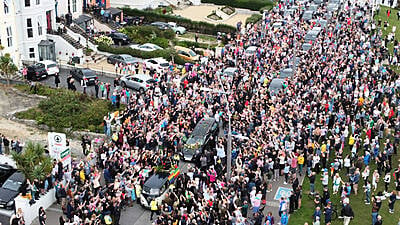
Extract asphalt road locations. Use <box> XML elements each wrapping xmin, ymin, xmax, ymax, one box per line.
<box><xmin>39</xmin><ymin>68</ymin><xmax>118</xmax><ymax>98</ymax></box>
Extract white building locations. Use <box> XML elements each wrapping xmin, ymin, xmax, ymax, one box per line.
<box><xmin>0</xmin><ymin>0</ymin><xmax>20</xmax><ymax>65</ymax></box>
<box><xmin>56</xmin><ymin>0</ymin><xmax>83</xmax><ymax>19</ymax></box>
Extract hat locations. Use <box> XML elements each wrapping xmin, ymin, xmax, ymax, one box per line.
<box><xmin>104</xmin><ymin>215</ymin><xmax>112</xmax><ymax>224</ymax></box>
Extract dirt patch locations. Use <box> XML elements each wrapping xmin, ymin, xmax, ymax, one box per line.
<box><xmin>0</xmin><ymin>85</ymin><xmax>84</xmax><ymax>158</ymax></box>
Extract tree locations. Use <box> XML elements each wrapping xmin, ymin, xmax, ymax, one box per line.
<box><xmin>0</xmin><ymin>53</ymin><xmax>18</xmax><ymax>86</ymax></box>
<box><xmin>11</xmin><ymin>142</ymin><xmax>53</xmax><ymax>182</ymax></box>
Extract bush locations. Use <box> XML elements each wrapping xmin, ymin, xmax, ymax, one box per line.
<box><xmin>15</xmin><ymin>85</ymin><xmax>120</xmax><ymax>134</ymax></box>
<box><xmin>175</xmin><ymin>40</ymin><xmax>217</xmax><ymax>49</ymax></box>
<box><xmin>120</xmin><ymin>26</ymin><xmax>175</xmax><ymax>44</ymax></box>
<box><xmin>97</xmin><ymin>43</ymin><xmax>187</xmax><ymax>65</ymax></box>
<box><xmin>245</xmin><ymin>14</ymin><xmax>263</xmax><ymax>24</ymax></box>
<box><xmin>122</xmin><ymin>8</ymin><xmax>236</xmax><ymax>35</ymax></box>
<box><xmin>94</xmin><ymin>35</ymin><xmax>114</xmax><ymax>46</ymax></box>
<box><xmin>150</xmin><ymin>37</ymin><xmax>170</xmax><ymax>48</ymax></box>
<box><xmin>201</xmin><ymin>0</ymin><xmax>273</xmax><ymax>11</ymax></box>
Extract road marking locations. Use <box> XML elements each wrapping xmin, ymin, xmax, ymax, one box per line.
<box><xmin>274</xmin><ymin>187</ymin><xmax>293</xmax><ymax>200</ymax></box>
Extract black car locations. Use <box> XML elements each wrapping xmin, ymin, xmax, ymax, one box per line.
<box><xmin>0</xmin><ymin>164</ymin><xmax>16</xmax><ymax>186</ymax></box>
<box><xmin>27</xmin><ymin>63</ymin><xmax>48</xmax><ymax>81</ymax></box>
<box><xmin>108</xmin><ymin>32</ymin><xmax>130</xmax><ymax>45</ymax></box>
<box><xmin>140</xmin><ymin>172</ymin><xmax>176</xmax><ymax>209</ymax></box>
<box><xmin>181</xmin><ymin>118</ymin><xmax>218</xmax><ymax>161</ymax></box>
<box><xmin>70</xmin><ymin>68</ymin><xmax>98</xmax><ymax>85</ymax></box>
<box><xmin>0</xmin><ymin>172</ymin><xmax>25</xmax><ymax>209</ymax></box>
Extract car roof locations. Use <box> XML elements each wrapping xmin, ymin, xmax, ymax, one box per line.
<box><xmin>175</xmin><ymin>46</ymin><xmax>192</xmax><ymax>51</ymax></box>
<box><xmin>246</xmin><ymin>46</ymin><xmax>257</xmax><ymax>51</ymax></box>
<box><xmin>224</xmin><ymin>67</ymin><xmax>237</xmax><ymax>72</ymax></box>
<box><xmin>134</xmin><ymin>73</ymin><xmax>152</xmax><ymax>81</ymax></box>
<box><xmin>144</xmin><ymin>173</ymin><xmax>169</xmax><ymax>188</ymax></box>
<box><xmin>269</xmin><ymin>78</ymin><xmax>285</xmax><ymax>94</ymax></box>
<box><xmin>6</xmin><ymin>172</ymin><xmax>25</xmax><ymax>182</ymax></box>
<box><xmin>191</xmin><ymin>118</ymin><xmax>216</xmax><ymax>137</ymax></box>
<box><xmin>40</xmin><ymin>60</ymin><xmax>57</xmax><ymax>65</ymax></box>
<box><xmin>120</xmin><ymin>54</ymin><xmax>133</xmax><ymax>58</ymax></box>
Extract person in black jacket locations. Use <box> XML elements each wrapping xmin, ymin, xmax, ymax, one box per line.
<box><xmin>341</xmin><ymin>198</ymin><xmax>354</xmax><ymax>225</ymax></box>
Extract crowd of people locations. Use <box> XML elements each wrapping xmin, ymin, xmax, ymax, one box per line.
<box><xmin>3</xmin><ymin>0</ymin><xmax>400</xmax><ymax>224</ymax></box>
<box><xmin>51</xmin><ymin>0</ymin><xmax>400</xmax><ymax>224</ymax></box>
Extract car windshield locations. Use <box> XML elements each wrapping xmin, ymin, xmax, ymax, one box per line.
<box><xmin>160</xmin><ymin>63</ymin><xmax>169</xmax><ymax>67</ymax></box>
<box><xmin>189</xmin><ymin>50</ymin><xmax>196</xmax><ymax>57</ymax></box>
<box><xmin>185</xmin><ymin>137</ymin><xmax>205</xmax><ymax>148</ymax></box>
<box><xmin>2</xmin><ymin>179</ymin><xmax>21</xmax><ymax>192</ymax></box>
<box><xmin>82</xmin><ymin>70</ymin><xmax>96</xmax><ymax>77</ymax></box>
<box><xmin>47</xmin><ymin>63</ymin><xmax>57</xmax><ymax>68</ymax></box>
<box><xmin>146</xmin><ymin>79</ymin><xmax>156</xmax><ymax>84</ymax></box>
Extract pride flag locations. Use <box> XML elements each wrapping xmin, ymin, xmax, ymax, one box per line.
<box><xmin>168</xmin><ymin>168</ymin><xmax>180</xmax><ymax>183</ymax></box>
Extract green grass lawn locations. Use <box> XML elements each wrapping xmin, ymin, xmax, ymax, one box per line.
<box><xmin>181</xmin><ymin>32</ymin><xmax>218</xmax><ymax>42</ymax></box>
<box><xmin>374</xmin><ymin>5</ymin><xmax>400</xmax><ymax>54</ymax></box>
<box><xmin>289</xmin><ymin>129</ymin><xmax>400</xmax><ymax>225</ymax></box>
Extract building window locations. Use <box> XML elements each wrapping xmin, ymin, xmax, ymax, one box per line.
<box><xmin>36</xmin><ymin>0</ymin><xmax>40</xmax><ymax>4</ymax></box>
<box><xmin>38</xmin><ymin>16</ymin><xmax>42</xmax><ymax>36</ymax></box>
<box><xmin>27</xmin><ymin>18</ymin><xmax>33</xmax><ymax>38</ymax></box>
<box><xmin>4</xmin><ymin>1</ymin><xmax>9</xmax><ymax>14</ymax></box>
<box><xmin>29</xmin><ymin>48</ymin><xmax>35</xmax><ymax>58</ymax></box>
<box><xmin>25</xmin><ymin>0</ymin><xmax>30</xmax><ymax>7</ymax></box>
<box><xmin>6</xmin><ymin>27</ymin><xmax>12</xmax><ymax>47</ymax></box>
<box><xmin>72</xmin><ymin>0</ymin><xmax>77</xmax><ymax>13</ymax></box>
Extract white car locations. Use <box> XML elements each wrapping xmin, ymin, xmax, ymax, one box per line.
<box><xmin>245</xmin><ymin>46</ymin><xmax>258</xmax><ymax>56</ymax></box>
<box><xmin>130</xmin><ymin>43</ymin><xmax>163</xmax><ymax>52</ymax></box>
<box><xmin>40</xmin><ymin>60</ymin><xmax>59</xmax><ymax>76</ymax></box>
<box><xmin>167</xmin><ymin>22</ymin><xmax>186</xmax><ymax>35</ymax></box>
<box><xmin>144</xmin><ymin>58</ymin><xmax>170</xmax><ymax>73</ymax></box>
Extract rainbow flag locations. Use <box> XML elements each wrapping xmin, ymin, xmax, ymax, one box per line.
<box><xmin>168</xmin><ymin>168</ymin><xmax>180</xmax><ymax>183</ymax></box>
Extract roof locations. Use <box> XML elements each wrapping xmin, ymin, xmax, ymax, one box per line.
<box><xmin>38</xmin><ymin>40</ymin><xmax>54</xmax><ymax>46</ymax></box>
<box><xmin>191</xmin><ymin>118</ymin><xmax>216</xmax><ymax>137</ymax></box>
<box><xmin>7</xmin><ymin>172</ymin><xmax>25</xmax><ymax>182</ymax></box>
<box><xmin>73</xmin><ymin>14</ymin><xmax>92</xmax><ymax>25</ymax></box>
<box><xmin>144</xmin><ymin>173</ymin><xmax>169</xmax><ymax>188</ymax></box>
<box><xmin>134</xmin><ymin>73</ymin><xmax>152</xmax><ymax>81</ymax></box>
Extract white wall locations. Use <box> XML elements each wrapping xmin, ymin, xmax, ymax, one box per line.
<box><xmin>0</xmin><ymin>0</ymin><xmax>21</xmax><ymax>66</ymax></box>
<box><xmin>14</xmin><ymin>0</ymin><xmax>57</xmax><ymax>62</ymax></box>
<box><xmin>57</xmin><ymin>0</ymin><xmax>83</xmax><ymax>19</ymax></box>
<box><xmin>15</xmin><ymin>188</ymin><xmax>56</xmax><ymax>225</ymax></box>
<box><xmin>47</xmin><ymin>34</ymin><xmax>83</xmax><ymax>61</ymax></box>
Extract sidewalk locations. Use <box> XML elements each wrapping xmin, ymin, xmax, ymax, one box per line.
<box><xmin>31</xmin><ymin>204</ymin><xmax>63</xmax><ymax>225</ymax></box>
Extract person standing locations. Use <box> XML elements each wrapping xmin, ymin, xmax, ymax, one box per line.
<box><xmin>150</xmin><ymin>199</ymin><xmax>159</xmax><ymax>220</ymax></box>
<box><xmin>81</xmin><ymin>78</ymin><xmax>87</xmax><ymax>94</ymax></box>
<box><xmin>39</xmin><ymin>207</ymin><xmax>46</xmax><ymax>225</ymax></box>
<box><xmin>94</xmin><ymin>80</ymin><xmax>99</xmax><ymax>98</ymax></box>
<box><xmin>54</xmin><ymin>73</ymin><xmax>60</xmax><ymax>88</ymax></box>
<box><xmin>0</xmin><ymin>135</ymin><xmax>2</xmax><ymax>155</ymax></box>
<box><xmin>374</xmin><ymin>215</ymin><xmax>383</xmax><ymax>225</ymax></box>
<box><xmin>340</xmin><ymin>198</ymin><xmax>354</xmax><ymax>225</ymax></box>
<box><xmin>3</xmin><ymin>136</ymin><xmax>10</xmax><ymax>155</ymax></box>
<box><xmin>388</xmin><ymin>190</ymin><xmax>397</xmax><ymax>214</ymax></box>
<box><xmin>364</xmin><ymin>180</ymin><xmax>371</xmax><ymax>204</ymax></box>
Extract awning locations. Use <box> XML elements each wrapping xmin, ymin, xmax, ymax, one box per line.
<box><xmin>73</xmin><ymin>14</ymin><xmax>93</xmax><ymax>25</ymax></box>
<box><xmin>105</xmin><ymin>7</ymin><xmax>122</xmax><ymax>16</ymax></box>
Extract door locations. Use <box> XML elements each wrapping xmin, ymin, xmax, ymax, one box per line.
<box><xmin>46</xmin><ymin>11</ymin><xmax>52</xmax><ymax>32</ymax></box>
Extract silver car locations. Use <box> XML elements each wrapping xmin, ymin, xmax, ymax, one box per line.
<box><xmin>269</xmin><ymin>78</ymin><xmax>285</xmax><ymax>96</ymax></box>
<box><xmin>120</xmin><ymin>74</ymin><xmax>156</xmax><ymax>93</ymax></box>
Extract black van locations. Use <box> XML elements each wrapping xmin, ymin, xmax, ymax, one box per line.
<box><xmin>181</xmin><ymin>118</ymin><xmax>218</xmax><ymax>161</ymax></box>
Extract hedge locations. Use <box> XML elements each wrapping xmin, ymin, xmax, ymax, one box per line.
<box><xmin>201</xmin><ymin>0</ymin><xmax>273</xmax><ymax>11</ymax></box>
<box><xmin>245</xmin><ymin>14</ymin><xmax>263</xmax><ymax>25</ymax></box>
<box><xmin>97</xmin><ymin>44</ymin><xmax>187</xmax><ymax>65</ymax></box>
<box><xmin>15</xmin><ymin>84</ymin><xmax>122</xmax><ymax>134</ymax></box>
<box><xmin>175</xmin><ymin>40</ymin><xmax>217</xmax><ymax>49</ymax></box>
<box><xmin>122</xmin><ymin>8</ymin><xmax>236</xmax><ymax>35</ymax></box>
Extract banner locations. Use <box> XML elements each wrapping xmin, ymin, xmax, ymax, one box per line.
<box><xmin>48</xmin><ymin>132</ymin><xmax>71</xmax><ymax>168</ymax></box>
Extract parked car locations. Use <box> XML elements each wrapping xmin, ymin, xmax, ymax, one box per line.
<box><xmin>27</xmin><ymin>63</ymin><xmax>48</xmax><ymax>81</ymax></box>
<box><xmin>327</xmin><ymin>3</ymin><xmax>339</xmax><ymax>12</ymax></box>
<box><xmin>308</xmin><ymin>4</ymin><xmax>318</xmax><ymax>11</ymax></box>
<box><xmin>167</xmin><ymin>22</ymin><xmax>186</xmax><ymax>34</ymax></box>
<box><xmin>39</xmin><ymin>60</ymin><xmax>59</xmax><ymax>76</ymax></box>
<box><xmin>180</xmin><ymin>118</ymin><xmax>218</xmax><ymax>162</ymax></box>
<box><xmin>304</xmin><ymin>29</ymin><xmax>320</xmax><ymax>42</ymax></box>
<box><xmin>70</xmin><ymin>68</ymin><xmax>98</xmax><ymax>85</ymax></box>
<box><xmin>310</xmin><ymin>19</ymin><xmax>328</xmax><ymax>28</ymax></box>
<box><xmin>279</xmin><ymin>68</ymin><xmax>294</xmax><ymax>79</ymax></box>
<box><xmin>269</xmin><ymin>78</ymin><xmax>285</xmax><ymax>96</ymax></box>
<box><xmin>245</xmin><ymin>46</ymin><xmax>258</xmax><ymax>56</ymax></box>
<box><xmin>175</xmin><ymin>46</ymin><xmax>199</xmax><ymax>61</ymax></box>
<box><xmin>144</xmin><ymin>58</ymin><xmax>170</xmax><ymax>73</ymax></box>
<box><xmin>130</xmin><ymin>43</ymin><xmax>163</xmax><ymax>52</ymax></box>
<box><xmin>0</xmin><ymin>172</ymin><xmax>25</xmax><ymax>209</ymax></box>
<box><xmin>302</xmin><ymin>10</ymin><xmax>314</xmax><ymax>21</ymax></box>
<box><xmin>120</xmin><ymin>74</ymin><xmax>156</xmax><ymax>93</ymax></box>
<box><xmin>107</xmin><ymin>54</ymin><xmax>142</xmax><ymax>65</ymax></box>
<box><xmin>140</xmin><ymin>171</ymin><xmax>179</xmax><ymax>209</ymax></box>
<box><xmin>108</xmin><ymin>32</ymin><xmax>130</xmax><ymax>45</ymax></box>
<box><xmin>0</xmin><ymin>164</ymin><xmax>16</xmax><ymax>187</ymax></box>
<box><xmin>150</xmin><ymin>22</ymin><xmax>170</xmax><ymax>30</ymax></box>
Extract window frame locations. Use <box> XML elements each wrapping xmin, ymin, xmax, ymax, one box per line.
<box><xmin>6</xmin><ymin>26</ymin><xmax>12</xmax><ymax>47</ymax></box>
<box><xmin>27</xmin><ymin>18</ymin><xmax>33</xmax><ymax>38</ymax></box>
<box><xmin>29</xmin><ymin>47</ymin><xmax>35</xmax><ymax>58</ymax></box>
